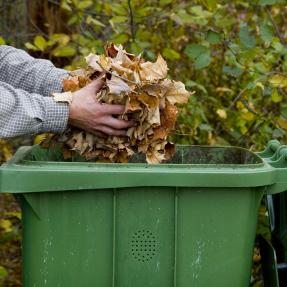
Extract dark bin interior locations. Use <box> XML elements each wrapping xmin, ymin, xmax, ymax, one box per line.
<box><xmin>24</xmin><ymin>145</ymin><xmax>263</xmax><ymax>165</ymax></box>
<box><xmin>165</xmin><ymin>145</ymin><xmax>263</xmax><ymax>165</ymax></box>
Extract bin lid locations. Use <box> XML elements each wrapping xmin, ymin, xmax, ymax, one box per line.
<box><xmin>0</xmin><ymin>143</ymin><xmax>286</xmax><ymax>194</ymax></box>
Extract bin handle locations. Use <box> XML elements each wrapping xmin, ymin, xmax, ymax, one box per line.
<box><xmin>262</xmin><ymin>141</ymin><xmax>287</xmax><ymax>194</ymax></box>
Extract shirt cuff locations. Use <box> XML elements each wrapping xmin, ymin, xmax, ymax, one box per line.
<box><xmin>41</xmin><ymin>97</ymin><xmax>69</xmax><ymax>133</ymax></box>
<box><xmin>45</xmin><ymin>69</ymin><xmax>69</xmax><ymax>95</ymax></box>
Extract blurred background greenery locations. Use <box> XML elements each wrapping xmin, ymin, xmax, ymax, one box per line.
<box><xmin>0</xmin><ymin>0</ymin><xmax>287</xmax><ymax>286</ymax></box>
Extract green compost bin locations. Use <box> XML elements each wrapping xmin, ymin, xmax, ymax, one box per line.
<box><xmin>1</xmin><ymin>140</ymin><xmax>287</xmax><ymax>287</ymax></box>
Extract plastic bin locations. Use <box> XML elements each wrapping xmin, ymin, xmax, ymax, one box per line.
<box><xmin>1</xmin><ymin>142</ymin><xmax>287</xmax><ymax>287</ymax></box>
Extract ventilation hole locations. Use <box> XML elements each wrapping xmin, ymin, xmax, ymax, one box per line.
<box><xmin>131</xmin><ymin>230</ymin><xmax>156</xmax><ymax>263</ymax></box>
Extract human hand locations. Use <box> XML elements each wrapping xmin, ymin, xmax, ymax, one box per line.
<box><xmin>69</xmin><ymin>79</ymin><xmax>133</xmax><ymax>136</ymax></box>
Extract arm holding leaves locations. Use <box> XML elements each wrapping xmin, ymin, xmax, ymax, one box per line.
<box><xmin>0</xmin><ymin>45</ymin><xmax>68</xmax><ymax>96</ymax></box>
<box><xmin>0</xmin><ymin>79</ymin><xmax>131</xmax><ymax>139</ymax></box>
<box><xmin>0</xmin><ymin>46</ymin><xmax>132</xmax><ymax>137</ymax></box>
<box><xmin>0</xmin><ymin>81</ymin><xmax>68</xmax><ymax>138</ymax></box>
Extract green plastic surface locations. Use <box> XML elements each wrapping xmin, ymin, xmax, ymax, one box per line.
<box><xmin>1</xmin><ymin>144</ymin><xmax>287</xmax><ymax>195</ymax></box>
<box><xmin>1</xmin><ymin>142</ymin><xmax>287</xmax><ymax>287</ymax></box>
<box><xmin>259</xmin><ymin>140</ymin><xmax>287</xmax><ymax>264</ymax></box>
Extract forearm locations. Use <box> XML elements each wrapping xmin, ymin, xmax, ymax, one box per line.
<box><xmin>0</xmin><ymin>45</ymin><xmax>68</xmax><ymax>96</ymax></box>
<box><xmin>0</xmin><ymin>82</ymin><xmax>69</xmax><ymax>139</ymax></box>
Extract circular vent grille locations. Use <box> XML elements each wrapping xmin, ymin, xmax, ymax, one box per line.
<box><xmin>131</xmin><ymin>230</ymin><xmax>156</xmax><ymax>262</ymax></box>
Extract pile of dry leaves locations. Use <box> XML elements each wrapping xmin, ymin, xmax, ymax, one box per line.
<box><xmin>50</xmin><ymin>44</ymin><xmax>193</xmax><ymax>163</ymax></box>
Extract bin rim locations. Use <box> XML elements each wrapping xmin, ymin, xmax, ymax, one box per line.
<box><xmin>9</xmin><ymin>144</ymin><xmax>265</xmax><ymax>167</ymax></box>
<box><xmin>1</xmin><ymin>144</ymin><xmax>287</xmax><ymax>195</ymax></box>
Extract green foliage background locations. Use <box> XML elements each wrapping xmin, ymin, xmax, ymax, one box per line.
<box><xmin>1</xmin><ymin>0</ymin><xmax>287</xmax><ymax>286</ymax></box>
<box><xmin>4</xmin><ymin>0</ymin><xmax>286</xmax><ymax>150</ymax></box>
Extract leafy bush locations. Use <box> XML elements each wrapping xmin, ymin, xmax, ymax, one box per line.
<box><xmin>21</xmin><ymin>0</ymin><xmax>287</xmax><ymax>150</ymax></box>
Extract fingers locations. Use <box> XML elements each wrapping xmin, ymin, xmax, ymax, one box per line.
<box><xmin>96</xmin><ymin>125</ymin><xmax>127</xmax><ymax>136</ymax></box>
<box><xmin>87</xmin><ymin>79</ymin><xmax>105</xmax><ymax>91</ymax></box>
<box><xmin>101</xmin><ymin>103</ymin><xmax>126</xmax><ymax>115</ymax></box>
<box><xmin>103</xmin><ymin>116</ymin><xmax>134</xmax><ymax>129</ymax></box>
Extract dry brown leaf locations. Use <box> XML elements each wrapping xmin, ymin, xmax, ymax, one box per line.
<box><xmin>47</xmin><ymin>43</ymin><xmax>194</xmax><ymax>164</ymax></box>
<box><xmin>105</xmin><ymin>43</ymin><xmax>118</xmax><ymax>58</ymax></box>
<box><xmin>63</xmin><ymin>77</ymin><xmax>80</xmax><ymax>92</ymax></box>
<box><xmin>111</xmin><ymin>62</ymin><xmax>133</xmax><ymax>76</ymax></box>
<box><xmin>138</xmin><ymin>93</ymin><xmax>159</xmax><ymax>109</ymax></box>
<box><xmin>161</xmin><ymin>102</ymin><xmax>178</xmax><ymax>131</ymax></box>
<box><xmin>107</xmin><ymin>75</ymin><xmax>131</xmax><ymax>95</ymax></box>
<box><xmin>126</xmin><ymin>94</ymin><xmax>142</xmax><ymax>112</ymax></box>
<box><xmin>147</xmin><ymin>107</ymin><xmax>161</xmax><ymax>126</ymax></box>
<box><xmin>146</xmin><ymin>143</ymin><xmax>166</xmax><ymax>164</ymax></box>
<box><xmin>86</xmin><ymin>54</ymin><xmax>112</xmax><ymax>71</ymax></box>
<box><xmin>164</xmin><ymin>142</ymin><xmax>176</xmax><ymax>161</ymax></box>
<box><xmin>139</xmin><ymin>55</ymin><xmax>168</xmax><ymax>81</ymax></box>
<box><xmin>164</xmin><ymin>80</ymin><xmax>193</xmax><ymax>105</ymax></box>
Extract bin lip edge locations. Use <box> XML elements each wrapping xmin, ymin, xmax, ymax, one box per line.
<box><xmin>18</xmin><ymin>159</ymin><xmax>266</xmax><ymax>169</ymax></box>
<box><xmin>3</xmin><ymin>144</ymin><xmax>265</xmax><ymax>168</ymax></box>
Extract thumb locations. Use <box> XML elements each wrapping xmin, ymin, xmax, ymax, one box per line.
<box><xmin>87</xmin><ymin>78</ymin><xmax>105</xmax><ymax>92</ymax></box>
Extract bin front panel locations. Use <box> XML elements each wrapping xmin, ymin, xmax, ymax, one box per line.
<box><xmin>176</xmin><ymin>187</ymin><xmax>263</xmax><ymax>287</ymax></box>
<box><xmin>115</xmin><ymin>187</ymin><xmax>175</xmax><ymax>287</ymax></box>
<box><xmin>21</xmin><ymin>186</ymin><xmax>264</xmax><ymax>287</ymax></box>
<box><xmin>22</xmin><ymin>190</ymin><xmax>114</xmax><ymax>287</ymax></box>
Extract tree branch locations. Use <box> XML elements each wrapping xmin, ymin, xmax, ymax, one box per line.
<box><xmin>265</xmin><ymin>6</ymin><xmax>287</xmax><ymax>49</ymax></box>
<box><xmin>127</xmin><ymin>0</ymin><xmax>136</xmax><ymax>41</ymax></box>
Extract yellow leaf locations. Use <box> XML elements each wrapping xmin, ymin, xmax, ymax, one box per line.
<box><xmin>271</xmin><ymin>88</ymin><xmax>283</xmax><ymax>103</ymax></box>
<box><xmin>50</xmin><ymin>34</ymin><xmax>70</xmax><ymax>46</ymax></box>
<box><xmin>86</xmin><ymin>15</ymin><xmax>105</xmax><ymax>27</ymax></box>
<box><xmin>236</xmin><ymin>101</ymin><xmax>245</xmax><ymax>109</ymax></box>
<box><xmin>25</xmin><ymin>42</ymin><xmax>38</xmax><ymax>51</ymax></box>
<box><xmin>241</xmin><ymin>109</ymin><xmax>254</xmax><ymax>121</ymax></box>
<box><xmin>0</xmin><ymin>140</ymin><xmax>13</xmax><ymax>161</ymax></box>
<box><xmin>216</xmin><ymin>109</ymin><xmax>227</xmax><ymax>119</ymax></box>
<box><xmin>0</xmin><ymin>219</ymin><xmax>12</xmax><ymax>233</ymax></box>
<box><xmin>215</xmin><ymin>87</ymin><xmax>234</xmax><ymax>94</ymax></box>
<box><xmin>34</xmin><ymin>35</ymin><xmax>47</xmax><ymax>52</ymax></box>
<box><xmin>5</xmin><ymin>211</ymin><xmax>22</xmax><ymax>220</ymax></box>
<box><xmin>277</xmin><ymin>117</ymin><xmax>287</xmax><ymax>130</ymax></box>
<box><xmin>52</xmin><ymin>46</ymin><xmax>76</xmax><ymax>57</ymax></box>
<box><xmin>255</xmin><ymin>81</ymin><xmax>265</xmax><ymax>91</ymax></box>
<box><xmin>34</xmin><ymin>134</ymin><xmax>48</xmax><ymax>145</ymax></box>
<box><xmin>0</xmin><ymin>36</ymin><xmax>6</xmax><ymax>45</ymax></box>
<box><xmin>269</xmin><ymin>74</ymin><xmax>287</xmax><ymax>88</ymax></box>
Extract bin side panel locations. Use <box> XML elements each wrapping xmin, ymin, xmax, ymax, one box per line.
<box><xmin>115</xmin><ymin>187</ymin><xmax>175</xmax><ymax>287</ymax></box>
<box><xmin>176</xmin><ymin>187</ymin><xmax>263</xmax><ymax>287</ymax></box>
<box><xmin>22</xmin><ymin>190</ymin><xmax>114</xmax><ymax>287</ymax></box>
